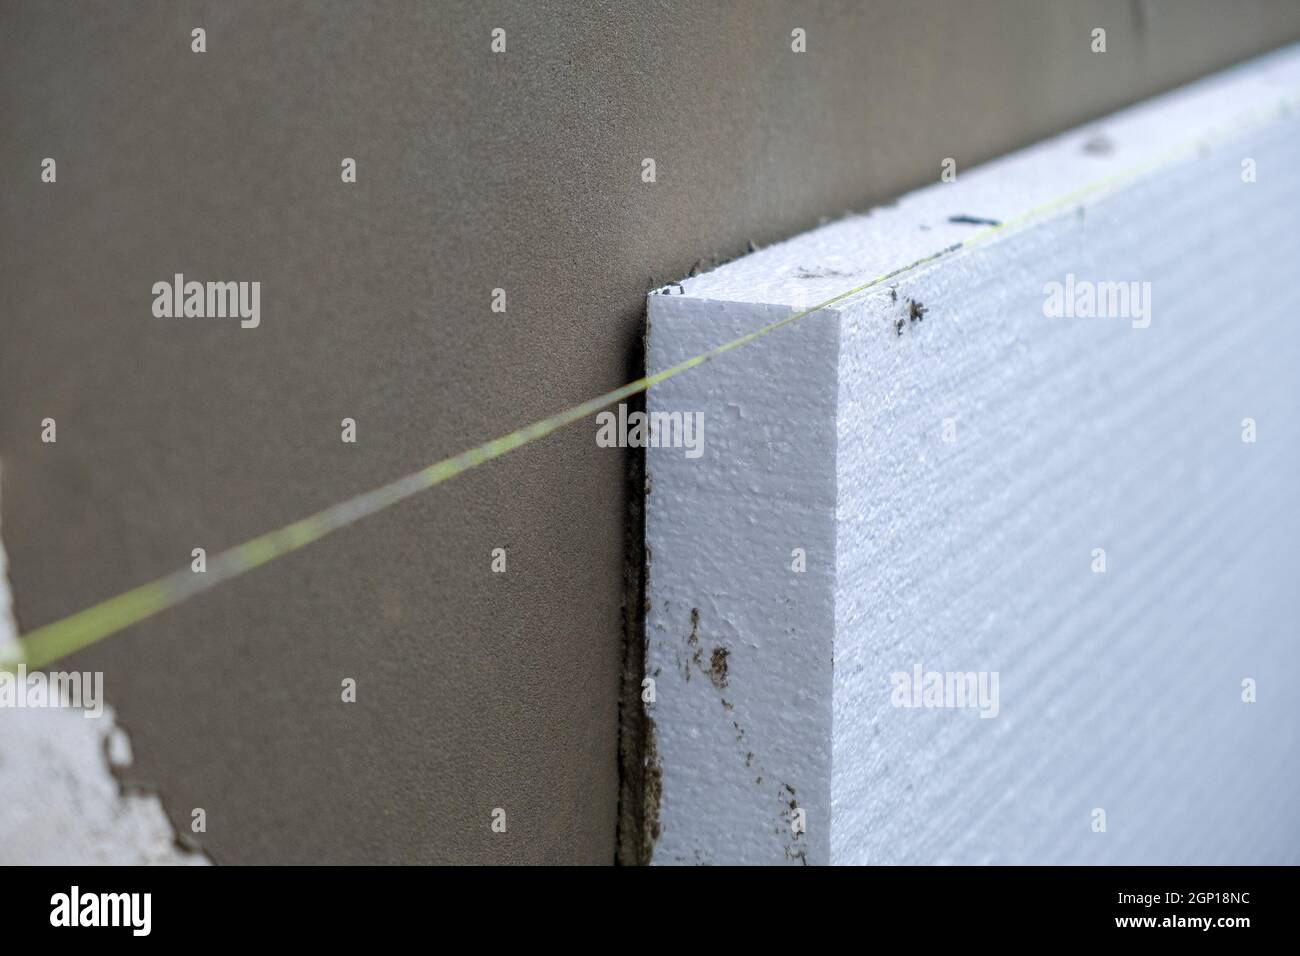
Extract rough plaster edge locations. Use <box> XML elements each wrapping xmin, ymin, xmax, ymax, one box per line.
<box><xmin>615</xmin><ymin>308</ymin><xmax>661</xmax><ymax>865</ymax></box>
<box><xmin>0</xmin><ymin>466</ymin><xmax>20</xmax><ymax>663</ymax></box>
<box><xmin>0</xmin><ymin>463</ymin><xmax>209</xmax><ymax>865</ymax></box>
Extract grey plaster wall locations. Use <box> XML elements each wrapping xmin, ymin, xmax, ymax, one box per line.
<box><xmin>3</xmin><ymin>1</ymin><xmax>1300</xmax><ymax>864</ymax></box>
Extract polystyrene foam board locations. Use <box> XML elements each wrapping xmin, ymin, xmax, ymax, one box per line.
<box><xmin>644</xmin><ymin>44</ymin><xmax>1300</xmax><ymax>865</ymax></box>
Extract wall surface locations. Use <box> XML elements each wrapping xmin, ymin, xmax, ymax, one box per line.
<box><xmin>4</xmin><ymin>1</ymin><xmax>1300</xmax><ymax>864</ymax></box>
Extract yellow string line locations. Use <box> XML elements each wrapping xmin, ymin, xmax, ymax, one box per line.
<box><xmin>4</xmin><ymin>90</ymin><xmax>1295</xmax><ymax>673</ymax></box>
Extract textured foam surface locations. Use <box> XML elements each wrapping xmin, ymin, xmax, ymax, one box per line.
<box><xmin>646</xmin><ymin>45</ymin><xmax>1300</xmax><ymax>864</ymax></box>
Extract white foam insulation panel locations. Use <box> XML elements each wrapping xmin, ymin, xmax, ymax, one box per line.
<box><xmin>643</xmin><ymin>44</ymin><xmax>1300</xmax><ymax>865</ymax></box>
